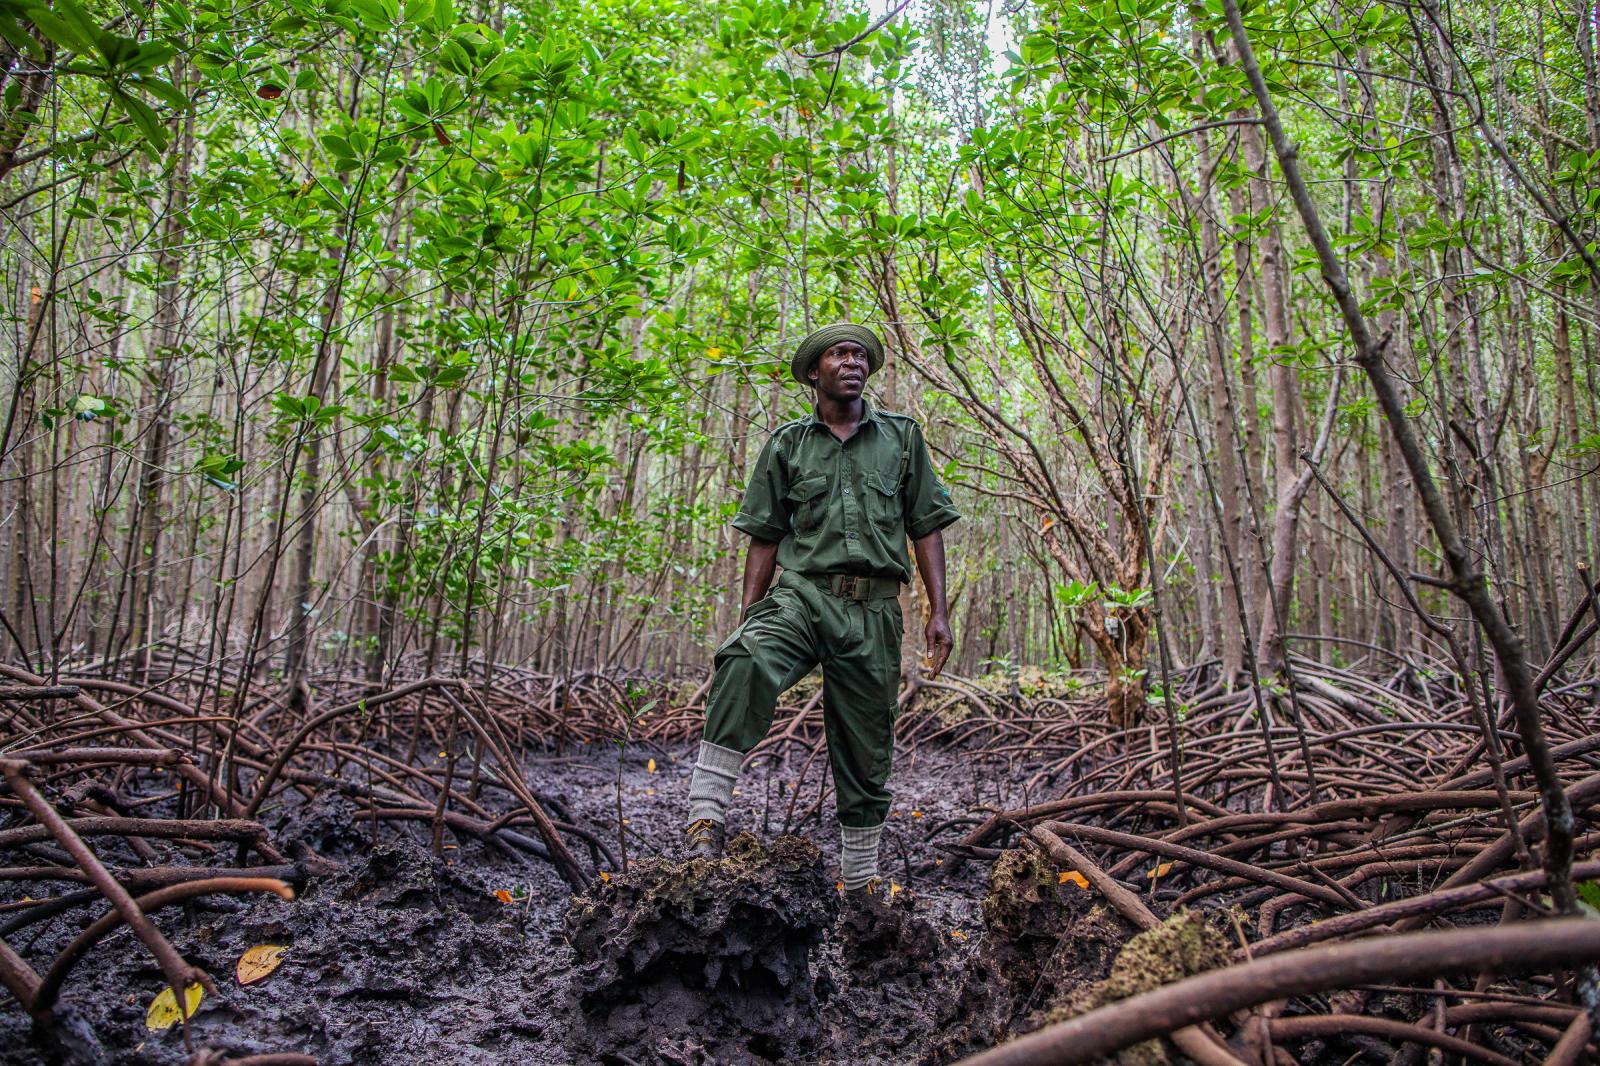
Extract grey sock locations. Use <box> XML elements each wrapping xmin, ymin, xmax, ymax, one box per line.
<box><xmin>687</xmin><ymin>740</ymin><xmax>743</xmax><ymax>825</ymax></box>
<box><xmin>840</xmin><ymin>821</ymin><xmax>885</xmax><ymax>890</ymax></box>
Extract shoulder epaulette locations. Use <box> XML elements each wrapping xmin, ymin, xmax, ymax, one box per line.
<box><xmin>771</xmin><ymin>417</ymin><xmax>810</xmax><ymax>437</ymax></box>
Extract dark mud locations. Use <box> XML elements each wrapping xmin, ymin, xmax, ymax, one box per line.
<box><xmin>1</xmin><ymin>744</ymin><xmax>1112</xmax><ymax>1065</ymax></box>
<box><xmin>565</xmin><ymin>832</ymin><xmax>836</xmax><ymax>1064</ymax></box>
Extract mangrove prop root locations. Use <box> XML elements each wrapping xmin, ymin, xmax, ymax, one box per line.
<box><xmin>957</xmin><ymin>920</ymin><xmax>1600</xmax><ymax>1066</ymax></box>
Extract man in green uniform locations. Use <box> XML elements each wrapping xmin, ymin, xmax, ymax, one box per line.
<box><xmin>684</xmin><ymin>323</ymin><xmax>960</xmax><ymax>898</ymax></box>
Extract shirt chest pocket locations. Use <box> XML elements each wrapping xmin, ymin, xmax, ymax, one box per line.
<box><xmin>867</xmin><ymin>469</ymin><xmax>902</xmax><ymax>531</ymax></box>
<box><xmin>785</xmin><ymin>475</ymin><xmax>830</xmax><ymax>535</ymax></box>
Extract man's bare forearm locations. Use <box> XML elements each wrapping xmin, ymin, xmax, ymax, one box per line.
<box><xmin>912</xmin><ymin>529</ymin><xmax>949</xmax><ymax>617</ymax></box>
<box><xmin>912</xmin><ymin>529</ymin><xmax>955</xmax><ymax>676</ymax></box>
<box><xmin>740</xmin><ymin>537</ymin><xmax>781</xmax><ymax>614</ymax></box>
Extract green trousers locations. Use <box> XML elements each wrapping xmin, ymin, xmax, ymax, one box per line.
<box><xmin>702</xmin><ymin>570</ymin><xmax>903</xmax><ymax>829</ymax></box>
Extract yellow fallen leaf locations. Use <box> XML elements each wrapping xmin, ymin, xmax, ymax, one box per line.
<box><xmin>146</xmin><ymin>983</ymin><xmax>204</xmax><ymax>1030</ymax></box>
<box><xmin>236</xmin><ymin>944</ymin><xmax>286</xmax><ymax>986</ymax></box>
<box><xmin>644</xmin><ymin>788</ymin><xmax>656</xmax><ymax>796</ymax></box>
<box><xmin>646</xmin><ymin>758</ymin><xmax>657</xmax><ymax>773</ymax></box>
<box><xmin>599</xmin><ymin>871</ymin><xmax>611</xmax><ymax>883</ymax></box>
<box><xmin>1147</xmin><ymin>862</ymin><xmax>1174</xmax><ymax>881</ymax></box>
<box><xmin>493</xmin><ymin>889</ymin><xmax>515</xmax><ymax>904</ymax></box>
<box><xmin>836</xmin><ymin>880</ymin><xmax>845</xmax><ymax>893</ymax></box>
<box><xmin>911</xmin><ymin>810</ymin><xmax>924</xmax><ymax>818</ymax></box>
<box><xmin>949</xmin><ymin>929</ymin><xmax>967</xmax><ymax>940</ymax></box>
<box><xmin>1059</xmin><ymin>871</ymin><xmax>1090</xmax><ymax>889</ymax></box>
<box><xmin>889</xmin><ymin>882</ymin><xmax>902</xmax><ymax>897</ymax></box>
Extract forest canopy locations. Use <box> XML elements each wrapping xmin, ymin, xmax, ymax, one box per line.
<box><xmin>0</xmin><ymin>0</ymin><xmax>1596</xmax><ymax>709</ymax></box>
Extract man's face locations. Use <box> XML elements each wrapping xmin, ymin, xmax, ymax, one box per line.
<box><xmin>807</xmin><ymin>340</ymin><xmax>869</xmax><ymax>400</ymax></box>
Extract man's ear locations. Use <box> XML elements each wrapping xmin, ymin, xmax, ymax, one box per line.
<box><xmin>807</xmin><ymin>363</ymin><xmax>819</xmax><ymax>386</ymax></box>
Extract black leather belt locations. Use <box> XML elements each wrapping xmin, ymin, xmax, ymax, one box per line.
<box><xmin>807</xmin><ymin>573</ymin><xmax>901</xmax><ymax>600</ymax></box>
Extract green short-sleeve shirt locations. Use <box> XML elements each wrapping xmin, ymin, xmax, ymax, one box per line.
<box><xmin>731</xmin><ymin>398</ymin><xmax>961</xmax><ymax>583</ymax></box>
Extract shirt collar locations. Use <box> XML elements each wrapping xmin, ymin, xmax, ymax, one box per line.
<box><xmin>804</xmin><ymin>396</ymin><xmax>883</xmax><ymax>428</ymax></box>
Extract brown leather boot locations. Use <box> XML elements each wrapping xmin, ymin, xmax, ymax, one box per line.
<box><xmin>684</xmin><ymin>817</ymin><xmax>725</xmax><ymax>860</ymax></box>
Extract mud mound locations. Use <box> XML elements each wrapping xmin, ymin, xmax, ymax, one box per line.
<box><xmin>1041</xmin><ymin>910</ymin><xmax>1234</xmax><ymax>1066</ymax></box>
<box><xmin>835</xmin><ymin>883</ymin><xmax>942</xmax><ymax>980</ymax></box>
<box><xmin>563</xmin><ymin>832</ymin><xmax>835</xmax><ymax>1064</ymax></box>
<box><xmin>979</xmin><ymin>848</ymin><xmax>1129</xmax><ymax>1014</ymax></box>
<box><xmin>822</xmin><ymin>883</ymin><xmax>998</xmax><ymax>1065</ymax></box>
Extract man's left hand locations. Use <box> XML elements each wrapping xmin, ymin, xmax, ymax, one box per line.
<box><xmin>923</xmin><ymin>613</ymin><xmax>954</xmax><ymax>678</ymax></box>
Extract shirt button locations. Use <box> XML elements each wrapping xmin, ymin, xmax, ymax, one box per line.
<box><xmin>843</xmin><ymin>488</ymin><xmax>851</xmax><ymax>495</ymax></box>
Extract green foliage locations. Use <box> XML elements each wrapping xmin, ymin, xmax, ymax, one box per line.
<box><xmin>6</xmin><ymin>0</ymin><xmax>1594</xmax><ymax>675</ymax></box>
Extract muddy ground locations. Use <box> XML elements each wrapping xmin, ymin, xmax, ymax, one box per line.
<box><xmin>1</xmin><ymin>742</ymin><xmax>1150</xmax><ymax>1065</ymax></box>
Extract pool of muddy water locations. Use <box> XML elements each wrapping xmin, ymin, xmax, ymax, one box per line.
<box><xmin>2</xmin><ymin>742</ymin><xmax>1119</xmax><ymax>1065</ymax></box>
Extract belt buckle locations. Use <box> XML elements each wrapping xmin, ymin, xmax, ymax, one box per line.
<box><xmin>835</xmin><ymin>575</ymin><xmax>860</xmax><ymax>599</ymax></box>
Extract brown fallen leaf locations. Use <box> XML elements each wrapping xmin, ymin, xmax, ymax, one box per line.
<box><xmin>236</xmin><ymin>944</ymin><xmax>287</xmax><ymax>986</ymax></box>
